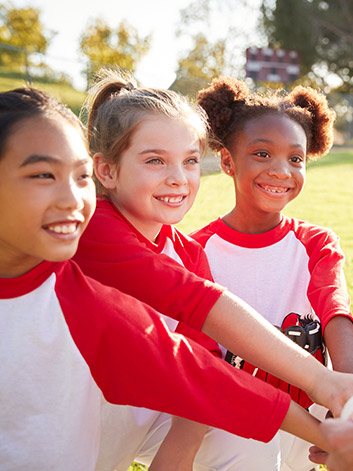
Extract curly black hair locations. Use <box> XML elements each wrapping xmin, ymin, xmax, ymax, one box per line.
<box><xmin>198</xmin><ymin>77</ymin><xmax>336</xmax><ymax>160</ymax></box>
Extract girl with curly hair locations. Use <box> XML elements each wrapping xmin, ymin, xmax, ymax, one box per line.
<box><xmin>73</xmin><ymin>69</ymin><xmax>353</xmax><ymax>471</ymax></box>
<box><xmin>192</xmin><ymin>77</ymin><xmax>353</xmax><ymax>470</ymax></box>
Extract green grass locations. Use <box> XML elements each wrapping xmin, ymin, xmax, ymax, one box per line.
<box><xmin>178</xmin><ymin>148</ymin><xmax>353</xmax><ymax>300</ymax></box>
<box><xmin>0</xmin><ymin>73</ymin><xmax>86</xmax><ymax>115</ymax></box>
<box><xmin>130</xmin><ymin>150</ymin><xmax>351</xmax><ymax>471</ymax></box>
<box><xmin>128</xmin><ymin>464</ymin><xmax>148</xmax><ymax>471</ymax></box>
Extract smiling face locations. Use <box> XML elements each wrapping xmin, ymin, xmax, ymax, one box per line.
<box><xmin>222</xmin><ymin>113</ymin><xmax>306</xmax><ymax>233</ymax></box>
<box><xmin>0</xmin><ymin>115</ymin><xmax>96</xmax><ymax>277</ymax></box>
<box><xmin>94</xmin><ymin>116</ymin><xmax>201</xmax><ymax>241</ymax></box>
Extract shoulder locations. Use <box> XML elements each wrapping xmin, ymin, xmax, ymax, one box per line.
<box><xmin>290</xmin><ymin>217</ymin><xmax>339</xmax><ymax>244</ymax></box>
<box><xmin>167</xmin><ymin>225</ymin><xmax>213</xmax><ymax>278</ymax></box>
<box><xmin>190</xmin><ymin>219</ymin><xmax>220</xmax><ymax>247</ymax></box>
<box><xmin>84</xmin><ymin>197</ymin><xmax>127</xmax><ymax>237</ymax></box>
<box><xmin>288</xmin><ymin>217</ymin><xmax>342</xmax><ymax>257</ymax></box>
<box><xmin>54</xmin><ymin>260</ymin><xmax>147</xmax><ymax>319</ymax></box>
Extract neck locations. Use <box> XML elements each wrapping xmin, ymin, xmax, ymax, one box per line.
<box><xmin>223</xmin><ymin>208</ymin><xmax>282</xmax><ymax>234</ymax></box>
<box><xmin>0</xmin><ymin>254</ymin><xmax>43</xmax><ymax>278</ymax></box>
<box><xmin>108</xmin><ymin>196</ymin><xmax>163</xmax><ymax>243</ymax></box>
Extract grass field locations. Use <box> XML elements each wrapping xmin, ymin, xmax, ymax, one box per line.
<box><xmin>129</xmin><ymin>151</ymin><xmax>353</xmax><ymax>471</ymax></box>
<box><xmin>178</xmin><ymin>148</ymin><xmax>353</xmax><ymax>300</ymax></box>
<box><xmin>0</xmin><ymin>73</ymin><xmax>86</xmax><ymax>115</ymax></box>
<box><xmin>2</xmin><ymin>72</ymin><xmax>349</xmax><ymax>471</ymax></box>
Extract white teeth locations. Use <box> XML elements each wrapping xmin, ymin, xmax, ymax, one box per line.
<box><xmin>47</xmin><ymin>223</ymin><xmax>77</xmax><ymax>234</ymax></box>
<box><xmin>157</xmin><ymin>196</ymin><xmax>184</xmax><ymax>203</ymax></box>
<box><xmin>262</xmin><ymin>185</ymin><xmax>288</xmax><ymax>194</ymax></box>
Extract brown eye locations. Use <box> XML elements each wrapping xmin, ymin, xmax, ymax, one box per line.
<box><xmin>290</xmin><ymin>156</ymin><xmax>304</xmax><ymax>163</ymax></box>
<box><xmin>255</xmin><ymin>151</ymin><xmax>270</xmax><ymax>159</ymax></box>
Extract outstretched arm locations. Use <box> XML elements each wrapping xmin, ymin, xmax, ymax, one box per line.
<box><xmin>149</xmin><ymin>418</ymin><xmax>208</xmax><ymax>471</ymax></box>
<box><xmin>203</xmin><ymin>291</ymin><xmax>353</xmax><ymax>417</ymax></box>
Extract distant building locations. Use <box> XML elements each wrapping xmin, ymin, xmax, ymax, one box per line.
<box><xmin>245</xmin><ymin>47</ymin><xmax>301</xmax><ymax>84</ymax></box>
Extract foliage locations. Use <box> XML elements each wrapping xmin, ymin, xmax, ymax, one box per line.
<box><xmin>128</xmin><ymin>463</ymin><xmax>148</xmax><ymax>471</ymax></box>
<box><xmin>79</xmin><ymin>18</ymin><xmax>151</xmax><ymax>80</ymax></box>
<box><xmin>172</xmin><ymin>0</ymin><xmax>258</xmax><ymax>97</ymax></box>
<box><xmin>0</xmin><ymin>4</ymin><xmax>53</xmax><ymax>69</ymax></box>
<box><xmin>260</xmin><ymin>0</ymin><xmax>353</xmax><ymax>89</ymax></box>
<box><xmin>177</xmin><ymin>33</ymin><xmax>225</xmax><ymax>82</ymax></box>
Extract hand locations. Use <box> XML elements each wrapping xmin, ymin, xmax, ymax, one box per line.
<box><xmin>308</xmin><ymin>445</ymin><xmax>328</xmax><ymax>465</ymax></box>
<box><xmin>311</xmin><ymin>419</ymin><xmax>353</xmax><ymax>471</ymax></box>
<box><xmin>308</xmin><ymin>370</ymin><xmax>353</xmax><ymax>418</ymax></box>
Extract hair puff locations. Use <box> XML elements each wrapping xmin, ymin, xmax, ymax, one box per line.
<box><xmin>287</xmin><ymin>86</ymin><xmax>336</xmax><ymax>158</ymax></box>
<box><xmin>198</xmin><ymin>77</ymin><xmax>249</xmax><ymax>150</ymax></box>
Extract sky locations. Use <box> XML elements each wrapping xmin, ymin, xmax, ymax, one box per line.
<box><xmin>10</xmin><ymin>0</ymin><xmax>263</xmax><ymax>91</ymax></box>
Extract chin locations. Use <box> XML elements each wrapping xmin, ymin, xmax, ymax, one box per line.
<box><xmin>47</xmin><ymin>246</ymin><xmax>79</xmax><ymax>262</ymax></box>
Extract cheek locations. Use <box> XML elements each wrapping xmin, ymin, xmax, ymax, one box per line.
<box><xmin>189</xmin><ymin>170</ymin><xmax>200</xmax><ymax>191</ymax></box>
<box><xmin>298</xmin><ymin>169</ymin><xmax>306</xmax><ymax>188</ymax></box>
<box><xmin>84</xmin><ymin>183</ymin><xmax>97</xmax><ymax>216</ymax></box>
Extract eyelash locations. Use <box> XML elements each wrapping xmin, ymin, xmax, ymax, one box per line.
<box><xmin>30</xmin><ymin>173</ymin><xmax>54</xmax><ymax>179</ymax></box>
<box><xmin>146</xmin><ymin>158</ymin><xmax>163</xmax><ymax>165</ymax></box>
<box><xmin>146</xmin><ymin>157</ymin><xmax>200</xmax><ymax>165</ymax></box>
<box><xmin>30</xmin><ymin>172</ymin><xmax>93</xmax><ymax>181</ymax></box>
<box><xmin>78</xmin><ymin>173</ymin><xmax>93</xmax><ymax>180</ymax></box>
<box><xmin>185</xmin><ymin>157</ymin><xmax>199</xmax><ymax>165</ymax></box>
<box><xmin>255</xmin><ymin>151</ymin><xmax>270</xmax><ymax>159</ymax></box>
<box><xmin>291</xmin><ymin>156</ymin><xmax>304</xmax><ymax>163</ymax></box>
<box><xmin>254</xmin><ymin>152</ymin><xmax>304</xmax><ymax>164</ymax></box>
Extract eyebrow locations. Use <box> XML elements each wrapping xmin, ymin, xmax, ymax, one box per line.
<box><xmin>249</xmin><ymin>138</ymin><xmax>305</xmax><ymax>149</ymax></box>
<box><xmin>138</xmin><ymin>148</ymin><xmax>200</xmax><ymax>155</ymax></box>
<box><xmin>20</xmin><ymin>154</ymin><xmax>92</xmax><ymax>167</ymax></box>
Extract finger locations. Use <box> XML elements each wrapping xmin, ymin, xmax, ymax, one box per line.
<box><xmin>308</xmin><ymin>447</ymin><xmax>328</xmax><ymax>465</ymax></box>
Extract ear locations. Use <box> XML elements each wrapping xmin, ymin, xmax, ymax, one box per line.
<box><xmin>93</xmin><ymin>153</ymin><xmax>117</xmax><ymax>190</ymax></box>
<box><xmin>220</xmin><ymin>148</ymin><xmax>235</xmax><ymax>176</ymax></box>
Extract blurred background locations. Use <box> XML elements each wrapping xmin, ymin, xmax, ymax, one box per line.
<box><xmin>0</xmin><ymin>0</ymin><xmax>352</xmax><ymax>144</ymax></box>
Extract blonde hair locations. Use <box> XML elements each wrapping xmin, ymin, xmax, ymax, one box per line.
<box><xmin>81</xmin><ymin>68</ymin><xmax>209</xmax><ymax>194</ymax></box>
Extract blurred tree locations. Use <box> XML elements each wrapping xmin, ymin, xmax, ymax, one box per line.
<box><xmin>174</xmin><ymin>33</ymin><xmax>226</xmax><ymax>96</ymax></box>
<box><xmin>0</xmin><ymin>4</ymin><xmax>53</xmax><ymax>72</ymax></box>
<box><xmin>261</xmin><ymin>0</ymin><xmax>353</xmax><ymax>89</ymax></box>
<box><xmin>79</xmin><ymin>18</ymin><xmax>151</xmax><ymax>84</ymax></box>
<box><xmin>172</xmin><ymin>0</ymin><xmax>256</xmax><ymax>97</ymax></box>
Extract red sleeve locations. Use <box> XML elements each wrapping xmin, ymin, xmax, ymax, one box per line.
<box><xmin>73</xmin><ymin>200</ymin><xmax>225</xmax><ymax>331</ymax></box>
<box><xmin>56</xmin><ymin>261</ymin><xmax>290</xmax><ymax>443</ymax></box>
<box><xmin>168</xmin><ymin>226</ymin><xmax>215</xmax><ymax>281</ymax></box>
<box><xmin>165</xmin><ymin>227</ymin><xmax>222</xmax><ymax>357</ymax></box>
<box><xmin>190</xmin><ymin>221</ymin><xmax>218</xmax><ymax>249</ymax></box>
<box><xmin>294</xmin><ymin>220</ymin><xmax>352</xmax><ymax>332</ymax></box>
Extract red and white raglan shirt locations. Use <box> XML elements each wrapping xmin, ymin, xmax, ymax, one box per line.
<box><xmin>0</xmin><ymin>259</ymin><xmax>290</xmax><ymax>471</ymax></box>
<box><xmin>192</xmin><ymin>216</ymin><xmax>353</xmax><ymax>408</ymax></box>
<box><xmin>73</xmin><ymin>196</ymin><xmax>222</xmax><ymax>355</ymax></box>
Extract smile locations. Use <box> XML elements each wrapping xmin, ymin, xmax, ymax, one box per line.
<box><xmin>45</xmin><ymin>222</ymin><xmax>78</xmax><ymax>234</ymax></box>
<box><xmin>258</xmin><ymin>184</ymin><xmax>291</xmax><ymax>194</ymax></box>
<box><xmin>155</xmin><ymin>195</ymin><xmax>186</xmax><ymax>203</ymax></box>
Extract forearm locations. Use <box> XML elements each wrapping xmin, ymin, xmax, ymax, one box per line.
<box><xmin>202</xmin><ymin>291</ymin><xmax>325</xmax><ymax>395</ymax></box>
<box><xmin>324</xmin><ymin>316</ymin><xmax>353</xmax><ymax>373</ymax></box>
<box><xmin>281</xmin><ymin>401</ymin><xmax>329</xmax><ymax>452</ymax></box>
<box><xmin>149</xmin><ymin>417</ymin><xmax>207</xmax><ymax>471</ymax></box>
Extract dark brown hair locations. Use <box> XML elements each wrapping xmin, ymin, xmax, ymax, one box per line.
<box><xmin>198</xmin><ymin>77</ymin><xmax>336</xmax><ymax>160</ymax></box>
<box><xmin>0</xmin><ymin>87</ymin><xmax>82</xmax><ymax>160</ymax></box>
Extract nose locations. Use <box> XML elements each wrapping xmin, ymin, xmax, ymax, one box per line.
<box><xmin>165</xmin><ymin>164</ymin><xmax>188</xmax><ymax>186</ymax></box>
<box><xmin>268</xmin><ymin>160</ymin><xmax>291</xmax><ymax>179</ymax></box>
<box><xmin>56</xmin><ymin>180</ymin><xmax>84</xmax><ymax>211</ymax></box>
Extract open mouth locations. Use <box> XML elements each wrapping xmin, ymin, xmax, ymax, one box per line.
<box><xmin>155</xmin><ymin>195</ymin><xmax>186</xmax><ymax>204</ymax></box>
<box><xmin>44</xmin><ymin>222</ymin><xmax>79</xmax><ymax>235</ymax></box>
<box><xmin>258</xmin><ymin>183</ymin><xmax>291</xmax><ymax>194</ymax></box>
